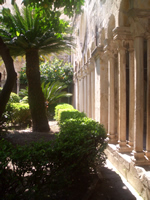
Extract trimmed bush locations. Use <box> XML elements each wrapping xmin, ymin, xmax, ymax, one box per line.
<box><xmin>58</xmin><ymin>109</ymin><xmax>86</xmax><ymax>123</ymax></box>
<box><xmin>58</xmin><ymin>118</ymin><xmax>107</xmax><ymax>176</ymax></box>
<box><xmin>4</xmin><ymin>103</ymin><xmax>31</xmax><ymax>125</ymax></box>
<box><xmin>0</xmin><ymin>116</ymin><xmax>107</xmax><ymax>199</ymax></box>
<box><xmin>54</xmin><ymin>103</ymin><xmax>74</xmax><ymax>121</ymax></box>
<box><xmin>0</xmin><ymin>87</ymin><xmax>20</xmax><ymax>103</ymax></box>
<box><xmin>8</xmin><ymin>92</ymin><xmax>20</xmax><ymax>103</ymax></box>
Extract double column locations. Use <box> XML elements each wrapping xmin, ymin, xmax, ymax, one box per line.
<box><xmin>117</xmin><ymin>42</ymin><xmax>128</xmax><ymax>152</ymax></box>
<box><xmin>88</xmin><ymin>58</ymin><xmax>95</xmax><ymax>120</ymax></box>
<box><xmin>93</xmin><ymin>51</ymin><xmax>108</xmax><ymax>130</ymax></box>
<box><xmin>133</xmin><ymin>36</ymin><xmax>145</xmax><ymax>163</ymax></box>
<box><xmin>107</xmin><ymin>50</ymin><xmax>117</xmax><ymax>143</ymax></box>
<box><xmin>146</xmin><ymin>36</ymin><xmax>150</xmax><ymax>159</ymax></box>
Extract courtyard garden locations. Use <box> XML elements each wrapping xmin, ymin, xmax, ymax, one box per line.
<box><xmin>0</xmin><ymin>1</ymin><xmax>109</xmax><ymax>199</ymax></box>
<box><xmin>0</xmin><ymin>103</ymin><xmax>107</xmax><ymax>199</ymax></box>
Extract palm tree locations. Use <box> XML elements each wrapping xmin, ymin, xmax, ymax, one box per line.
<box><xmin>0</xmin><ymin>4</ymin><xmax>73</xmax><ymax>132</ymax></box>
<box><xmin>41</xmin><ymin>81</ymin><xmax>72</xmax><ymax>106</ymax></box>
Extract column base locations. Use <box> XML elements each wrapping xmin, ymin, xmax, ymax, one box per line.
<box><xmin>145</xmin><ymin>151</ymin><xmax>150</xmax><ymax>160</ymax></box>
<box><xmin>128</xmin><ymin>141</ymin><xmax>134</xmax><ymax>148</ymax></box>
<box><xmin>117</xmin><ymin>141</ymin><xmax>132</xmax><ymax>153</ymax></box>
<box><xmin>132</xmin><ymin>151</ymin><xmax>150</xmax><ymax>166</ymax></box>
<box><xmin>107</xmin><ymin>133</ymin><xmax>118</xmax><ymax>144</ymax></box>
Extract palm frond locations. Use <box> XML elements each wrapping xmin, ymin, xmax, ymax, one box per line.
<box><xmin>0</xmin><ymin>3</ymin><xmax>74</xmax><ymax>57</ymax></box>
<box><xmin>41</xmin><ymin>81</ymin><xmax>72</xmax><ymax>105</ymax></box>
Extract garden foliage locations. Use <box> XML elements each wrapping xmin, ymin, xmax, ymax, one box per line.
<box><xmin>54</xmin><ymin>103</ymin><xmax>74</xmax><ymax>121</ymax></box>
<box><xmin>19</xmin><ymin>58</ymin><xmax>73</xmax><ymax>86</ymax></box>
<box><xmin>0</xmin><ymin>103</ymin><xmax>107</xmax><ymax>199</ymax></box>
<box><xmin>0</xmin><ymin>88</ymin><xmax>31</xmax><ymax>126</ymax></box>
<box><xmin>4</xmin><ymin>103</ymin><xmax>31</xmax><ymax>125</ymax></box>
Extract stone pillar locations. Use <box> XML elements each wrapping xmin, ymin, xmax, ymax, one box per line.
<box><xmin>78</xmin><ymin>71</ymin><xmax>82</xmax><ymax>112</ymax></box>
<box><xmin>90</xmin><ymin>70</ymin><xmax>95</xmax><ymax>120</ymax></box>
<box><xmin>108</xmin><ymin>52</ymin><xmax>117</xmax><ymax>143</ymax></box>
<box><xmin>100</xmin><ymin>57</ymin><xmax>108</xmax><ymax>131</ymax></box>
<box><xmin>128</xmin><ymin>43</ymin><xmax>134</xmax><ymax>149</ymax></box>
<box><xmin>83</xmin><ymin>74</ymin><xmax>87</xmax><ymax>113</ymax></box>
<box><xmin>133</xmin><ymin>36</ymin><xmax>145</xmax><ymax>163</ymax></box>
<box><xmin>118</xmin><ymin>43</ymin><xmax>128</xmax><ymax>152</ymax></box>
<box><xmin>146</xmin><ymin>36</ymin><xmax>150</xmax><ymax>159</ymax></box>
<box><xmin>81</xmin><ymin>76</ymin><xmax>84</xmax><ymax>112</ymax></box>
<box><xmin>78</xmin><ymin>78</ymin><xmax>81</xmax><ymax>111</ymax></box>
<box><xmin>77</xmin><ymin>77</ymin><xmax>80</xmax><ymax>110</ymax></box>
<box><xmin>73</xmin><ymin>73</ymin><xmax>78</xmax><ymax>109</ymax></box>
<box><xmin>95</xmin><ymin>57</ymin><xmax>100</xmax><ymax>122</ymax></box>
<box><xmin>87</xmin><ymin>68</ymin><xmax>91</xmax><ymax>118</ymax></box>
<box><xmin>16</xmin><ymin>77</ymin><xmax>20</xmax><ymax>95</ymax></box>
<box><xmin>88</xmin><ymin>58</ymin><xmax>95</xmax><ymax>120</ymax></box>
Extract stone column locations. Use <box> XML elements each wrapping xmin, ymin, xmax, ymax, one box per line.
<box><xmin>133</xmin><ymin>36</ymin><xmax>145</xmax><ymax>163</ymax></box>
<box><xmin>88</xmin><ymin>58</ymin><xmax>95</xmax><ymax>120</ymax></box>
<box><xmin>108</xmin><ymin>52</ymin><xmax>117</xmax><ymax>143</ymax></box>
<box><xmin>16</xmin><ymin>77</ymin><xmax>20</xmax><ymax>95</ymax></box>
<box><xmin>95</xmin><ymin>57</ymin><xmax>100</xmax><ymax>122</ymax></box>
<box><xmin>100</xmin><ymin>57</ymin><xmax>108</xmax><ymax>131</ymax></box>
<box><xmin>76</xmin><ymin>77</ymin><xmax>80</xmax><ymax>110</ymax></box>
<box><xmin>146</xmin><ymin>36</ymin><xmax>150</xmax><ymax>159</ymax></box>
<box><xmin>81</xmin><ymin>76</ymin><xmax>84</xmax><ymax>112</ymax></box>
<box><xmin>117</xmin><ymin>42</ymin><xmax>128</xmax><ymax>152</ymax></box>
<box><xmin>78</xmin><ymin>70</ymin><xmax>82</xmax><ymax>112</ymax></box>
<box><xmin>128</xmin><ymin>43</ymin><xmax>134</xmax><ymax>149</ymax></box>
<box><xmin>83</xmin><ymin>74</ymin><xmax>87</xmax><ymax>113</ymax></box>
<box><xmin>86</xmin><ymin>68</ymin><xmax>91</xmax><ymax>118</ymax></box>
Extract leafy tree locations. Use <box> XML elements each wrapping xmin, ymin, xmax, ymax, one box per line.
<box><xmin>0</xmin><ymin>38</ymin><xmax>17</xmax><ymax>120</ymax></box>
<box><xmin>22</xmin><ymin>0</ymin><xmax>85</xmax><ymax>18</ymax></box>
<box><xmin>0</xmin><ymin>0</ymin><xmax>84</xmax><ymax>132</ymax></box>
<box><xmin>19</xmin><ymin>58</ymin><xmax>73</xmax><ymax>86</ymax></box>
<box><xmin>0</xmin><ymin>4</ymin><xmax>74</xmax><ymax>132</ymax></box>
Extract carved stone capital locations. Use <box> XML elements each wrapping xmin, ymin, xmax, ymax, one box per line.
<box><xmin>128</xmin><ymin>8</ymin><xmax>150</xmax><ymax>37</ymax></box>
<box><xmin>104</xmin><ymin>41</ymin><xmax>117</xmax><ymax>59</ymax></box>
<box><xmin>87</xmin><ymin>57</ymin><xmax>95</xmax><ymax>71</ymax></box>
<box><xmin>113</xmin><ymin>27</ymin><xmax>133</xmax><ymax>41</ymax></box>
<box><xmin>91</xmin><ymin>45</ymin><xmax>104</xmax><ymax>59</ymax></box>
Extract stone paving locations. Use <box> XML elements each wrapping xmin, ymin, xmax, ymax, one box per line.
<box><xmin>88</xmin><ymin>160</ymin><xmax>143</xmax><ymax>200</ymax></box>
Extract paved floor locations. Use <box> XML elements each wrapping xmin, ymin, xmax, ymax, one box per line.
<box><xmin>87</xmin><ymin>160</ymin><xmax>143</xmax><ymax>200</ymax></box>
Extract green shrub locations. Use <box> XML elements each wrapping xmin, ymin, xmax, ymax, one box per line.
<box><xmin>54</xmin><ymin>103</ymin><xmax>74</xmax><ymax>121</ymax></box>
<box><xmin>0</xmin><ymin>87</ymin><xmax>20</xmax><ymax>103</ymax></box>
<box><xmin>8</xmin><ymin>92</ymin><xmax>20</xmax><ymax>103</ymax></box>
<box><xmin>0</xmin><ymin>116</ymin><xmax>107</xmax><ymax>199</ymax></box>
<box><xmin>58</xmin><ymin>109</ymin><xmax>86</xmax><ymax>123</ymax></box>
<box><xmin>57</xmin><ymin>118</ymin><xmax>107</xmax><ymax>176</ymax></box>
<box><xmin>0</xmin><ymin>139</ymin><xmax>55</xmax><ymax>199</ymax></box>
<box><xmin>4</xmin><ymin>103</ymin><xmax>31</xmax><ymax>125</ymax></box>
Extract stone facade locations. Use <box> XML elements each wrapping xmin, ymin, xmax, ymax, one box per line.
<box><xmin>72</xmin><ymin>0</ymin><xmax>150</xmax><ymax>198</ymax></box>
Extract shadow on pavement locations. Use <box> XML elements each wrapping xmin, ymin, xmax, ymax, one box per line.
<box><xmin>86</xmin><ymin>162</ymin><xmax>137</xmax><ymax>200</ymax></box>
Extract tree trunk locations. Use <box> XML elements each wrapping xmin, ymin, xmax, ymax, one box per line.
<box><xmin>0</xmin><ymin>36</ymin><xmax>17</xmax><ymax>119</ymax></box>
<box><xmin>26</xmin><ymin>49</ymin><xmax>50</xmax><ymax>132</ymax></box>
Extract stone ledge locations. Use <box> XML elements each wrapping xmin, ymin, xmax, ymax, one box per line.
<box><xmin>105</xmin><ymin>144</ymin><xmax>150</xmax><ymax>200</ymax></box>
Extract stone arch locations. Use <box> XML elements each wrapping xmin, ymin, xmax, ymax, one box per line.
<box><xmin>81</xmin><ymin>58</ymin><xmax>84</xmax><ymax>67</ymax></box>
<box><xmin>118</xmin><ymin>0</ymin><xmax>130</xmax><ymax>27</ymax></box>
<box><xmin>75</xmin><ymin>61</ymin><xmax>78</xmax><ymax>72</ymax></box>
<box><xmin>79</xmin><ymin>10</ymin><xmax>87</xmax><ymax>52</ymax></box>
<box><xmin>79</xmin><ymin>61</ymin><xmax>81</xmax><ymax>69</ymax></box>
<box><xmin>100</xmin><ymin>28</ymin><xmax>105</xmax><ymax>46</ymax></box>
<box><xmin>91</xmin><ymin>41</ymin><xmax>95</xmax><ymax>53</ymax></box>
<box><xmin>87</xmin><ymin>49</ymin><xmax>91</xmax><ymax>60</ymax></box>
<box><xmin>107</xmin><ymin>14</ymin><xmax>115</xmax><ymax>39</ymax></box>
<box><xmin>84</xmin><ymin>55</ymin><xmax>87</xmax><ymax>64</ymax></box>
